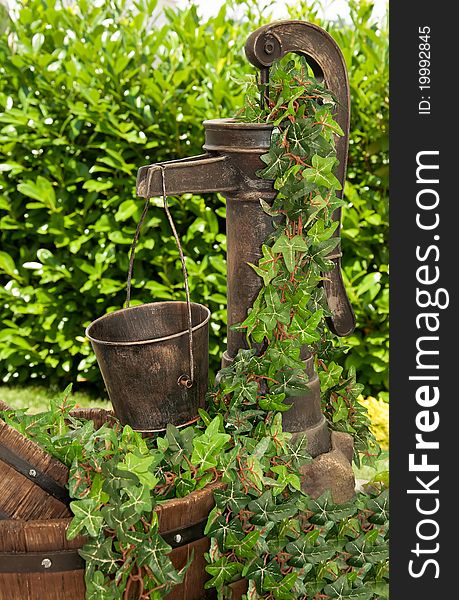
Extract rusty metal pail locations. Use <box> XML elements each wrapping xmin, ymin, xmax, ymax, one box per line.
<box><xmin>85</xmin><ymin>301</ymin><xmax>210</xmax><ymax>432</ymax></box>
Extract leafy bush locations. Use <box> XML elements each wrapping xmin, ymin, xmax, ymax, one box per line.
<box><xmin>334</xmin><ymin>2</ymin><xmax>389</xmax><ymax>395</ymax></box>
<box><xmin>0</xmin><ymin>0</ymin><xmax>388</xmax><ymax>396</ymax></box>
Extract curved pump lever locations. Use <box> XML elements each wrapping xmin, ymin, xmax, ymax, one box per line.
<box><xmin>245</xmin><ymin>21</ymin><xmax>356</xmax><ymax>337</ymax></box>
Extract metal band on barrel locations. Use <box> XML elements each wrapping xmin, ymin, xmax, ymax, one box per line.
<box><xmin>0</xmin><ymin>550</ymin><xmax>84</xmax><ymax>573</ymax></box>
<box><xmin>0</xmin><ymin>443</ymin><xmax>70</xmax><ymax>505</ymax></box>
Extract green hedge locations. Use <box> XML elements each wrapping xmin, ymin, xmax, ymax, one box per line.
<box><xmin>0</xmin><ymin>0</ymin><xmax>388</xmax><ymax>396</ymax></box>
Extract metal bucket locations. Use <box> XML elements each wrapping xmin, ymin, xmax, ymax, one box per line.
<box><xmin>86</xmin><ymin>301</ymin><xmax>210</xmax><ymax>432</ymax></box>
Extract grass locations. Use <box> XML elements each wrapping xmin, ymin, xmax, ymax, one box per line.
<box><xmin>0</xmin><ymin>384</ymin><xmax>111</xmax><ymax>413</ymax></box>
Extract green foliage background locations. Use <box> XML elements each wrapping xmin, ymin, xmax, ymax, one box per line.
<box><xmin>0</xmin><ymin>0</ymin><xmax>388</xmax><ymax>396</ymax></box>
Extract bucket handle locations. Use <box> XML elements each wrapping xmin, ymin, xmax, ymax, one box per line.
<box><xmin>125</xmin><ymin>166</ymin><xmax>195</xmax><ymax>388</ymax></box>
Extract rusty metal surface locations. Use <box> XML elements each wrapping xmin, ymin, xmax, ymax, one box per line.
<box><xmin>86</xmin><ymin>302</ymin><xmax>210</xmax><ymax>432</ymax></box>
<box><xmin>225</xmin><ymin>197</ymin><xmax>275</xmax><ymax>358</ymax></box>
<box><xmin>281</xmin><ymin>354</ymin><xmax>330</xmax><ymax>457</ymax></box>
<box><xmin>245</xmin><ymin>21</ymin><xmax>355</xmax><ymax>337</ymax></box>
<box><xmin>137</xmin><ymin>154</ymin><xmax>238</xmax><ymax>198</ymax></box>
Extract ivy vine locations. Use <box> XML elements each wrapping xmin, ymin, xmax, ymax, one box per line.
<box><xmin>1</xmin><ymin>56</ymin><xmax>388</xmax><ymax>599</ymax></box>
<box><xmin>212</xmin><ymin>55</ymin><xmax>378</xmax><ymax>465</ymax></box>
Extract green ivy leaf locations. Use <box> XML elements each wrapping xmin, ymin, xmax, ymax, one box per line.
<box><xmin>286</xmin><ymin>536</ymin><xmax>335</xmax><ymax>566</ymax></box>
<box><xmin>121</xmin><ymin>484</ymin><xmax>152</xmax><ymax>515</ymax></box>
<box><xmin>306</xmin><ymin>491</ymin><xmax>357</xmax><ymax>525</ymax></box>
<box><xmin>258</xmin><ymin>392</ymin><xmax>291</xmax><ymax>412</ymax></box>
<box><xmin>345</xmin><ymin>534</ymin><xmax>389</xmax><ymax>567</ymax></box>
<box><xmin>271</xmin><ymin>368</ymin><xmax>310</xmax><ymax>396</ymax></box>
<box><xmin>289</xmin><ymin>312</ymin><xmax>322</xmax><ymax>344</ymax></box>
<box><xmin>213</xmin><ymin>483</ymin><xmax>250</xmax><ymax>513</ymax></box>
<box><xmin>266</xmin><ymin>571</ymin><xmax>298</xmax><ymax>599</ymax></box>
<box><xmin>319</xmin><ymin>361</ymin><xmax>344</xmax><ymax>391</ymax></box>
<box><xmin>102</xmin><ymin>463</ymin><xmax>140</xmax><ymax>495</ymax></box>
<box><xmin>271</xmin><ymin>465</ymin><xmax>301</xmax><ymax>496</ymax></box>
<box><xmin>68</xmin><ymin>461</ymin><xmax>92</xmax><ymax>499</ymax></box>
<box><xmin>324</xmin><ymin>575</ymin><xmax>373</xmax><ymax>600</ymax></box>
<box><xmin>258</xmin><ymin>145</ymin><xmax>292</xmax><ymax>179</ymax></box>
<box><xmin>79</xmin><ymin>536</ymin><xmax>121</xmax><ymax>574</ymax></box>
<box><xmin>175</xmin><ymin>476</ymin><xmax>196</xmax><ymax>497</ymax></box>
<box><xmin>166</xmin><ymin>424</ymin><xmax>194</xmax><ymax>466</ymax></box>
<box><xmin>330</xmin><ymin>395</ymin><xmax>349</xmax><ymax>423</ymax></box>
<box><xmin>288</xmin><ymin>120</ymin><xmax>319</xmax><ymax>156</ymax></box>
<box><xmin>88</xmin><ymin>473</ymin><xmax>110</xmax><ymax>505</ymax></box>
<box><xmin>68</xmin><ymin>498</ymin><xmax>104</xmax><ymax>539</ymax></box>
<box><xmin>314</xmin><ymin>106</ymin><xmax>345</xmax><ymax>136</ymax></box>
<box><xmin>271</xmin><ymin>234</ymin><xmax>308</xmax><ymax>273</ymax></box>
<box><xmin>366</xmin><ymin>489</ymin><xmax>389</xmax><ymax>524</ymax></box>
<box><xmin>205</xmin><ymin>514</ymin><xmax>243</xmax><ymax>550</ymax></box>
<box><xmin>205</xmin><ymin>556</ymin><xmax>243</xmax><ymax>588</ymax></box>
<box><xmin>191</xmin><ymin>416</ymin><xmax>230</xmax><ymax>472</ymax></box>
<box><xmin>118</xmin><ymin>452</ymin><xmax>158</xmax><ymax>487</ymax></box>
<box><xmin>101</xmin><ymin>502</ymin><xmax>139</xmax><ymax>535</ymax></box>
<box><xmin>248</xmin><ymin>245</ymin><xmax>279</xmax><ymax>287</ymax></box>
<box><xmin>136</xmin><ymin>529</ymin><xmax>172</xmax><ymax>575</ymax></box>
<box><xmin>242</xmin><ymin>558</ymin><xmax>281</xmax><ymax>592</ymax></box>
<box><xmin>248</xmin><ymin>490</ymin><xmax>298</xmax><ymax>525</ymax></box>
<box><xmin>84</xmin><ymin>570</ymin><xmax>116</xmax><ymax>600</ymax></box>
<box><xmin>226</xmin><ymin>529</ymin><xmax>260</xmax><ymax>559</ymax></box>
<box><xmin>303</xmin><ymin>155</ymin><xmax>342</xmax><ymax>190</ymax></box>
<box><xmin>217</xmin><ymin>446</ymin><xmax>240</xmax><ymax>483</ymax></box>
<box><xmin>308</xmin><ymin>219</ymin><xmax>339</xmax><ymax>244</ymax></box>
<box><xmin>282</xmin><ymin>434</ymin><xmax>312</xmax><ymax>469</ymax></box>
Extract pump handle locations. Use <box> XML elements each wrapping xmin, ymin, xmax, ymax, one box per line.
<box><xmin>245</xmin><ymin>21</ymin><xmax>355</xmax><ymax>337</ymax></box>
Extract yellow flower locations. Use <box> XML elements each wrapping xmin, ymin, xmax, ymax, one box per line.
<box><xmin>359</xmin><ymin>396</ymin><xmax>389</xmax><ymax>450</ymax></box>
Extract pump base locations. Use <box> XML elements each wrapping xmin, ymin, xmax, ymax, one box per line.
<box><xmin>300</xmin><ymin>431</ymin><xmax>355</xmax><ymax>504</ymax></box>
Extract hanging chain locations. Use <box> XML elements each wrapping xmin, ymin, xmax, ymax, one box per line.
<box><xmin>159</xmin><ymin>165</ymin><xmax>195</xmax><ymax>386</ymax></box>
<box><xmin>124</xmin><ymin>166</ymin><xmax>195</xmax><ymax>387</ymax></box>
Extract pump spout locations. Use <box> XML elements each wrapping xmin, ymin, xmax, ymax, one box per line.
<box><xmin>136</xmin><ymin>154</ymin><xmax>239</xmax><ymax>197</ymax></box>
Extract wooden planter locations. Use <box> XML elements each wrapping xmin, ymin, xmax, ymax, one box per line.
<box><xmin>0</xmin><ymin>481</ymin><xmax>225</xmax><ymax>600</ymax></box>
<box><xmin>0</xmin><ymin>519</ymin><xmax>86</xmax><ymax>600</ymax></box>
<box><xmin>0</xmin><ymin>407</ymin><xmax>116</xmax><ymax>520</ymax></box>
<box><xmin>0</xmin><ymin>418</ymin><xmax>71</xmax><ymax>520</ymax></box>
<box><xmin>0</xmin><ymin>408</ymin><xmax>226</xmax><ymax>599</ymax></box>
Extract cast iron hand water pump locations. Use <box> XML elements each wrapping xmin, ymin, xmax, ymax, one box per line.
<box><xmin>134</xmin><ymin>21</ymin><xmax>355</xmax><ymax>457</ymax></box>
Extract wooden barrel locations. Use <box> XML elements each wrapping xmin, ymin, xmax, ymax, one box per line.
<box><xmin>0</xmin><ymin>481</ymin><xmax>223</xmax><ymax>600</ymax></box>
<box><xmin>0</xmin><ymin>406</ymin><xmax>115</xmax><ymax>520</ymax></box>
<box><xmin>0</xmin><ymin>418</ymin><xmax>71</xmax><ymax>520</ymax></box>
<box><xmin>0</xmin><ymin>400</ymin><xmax>11</xmax><ymax>412</ymax></box>
<box><xmin>0</xmin><ymin>519</ymin><xmax>86</xmax><ymax>600</ymax></box>
<box><xmin>158</xmin><ymin>481</ymin><xmax>223</xmax><ymax>599</ymax></box>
